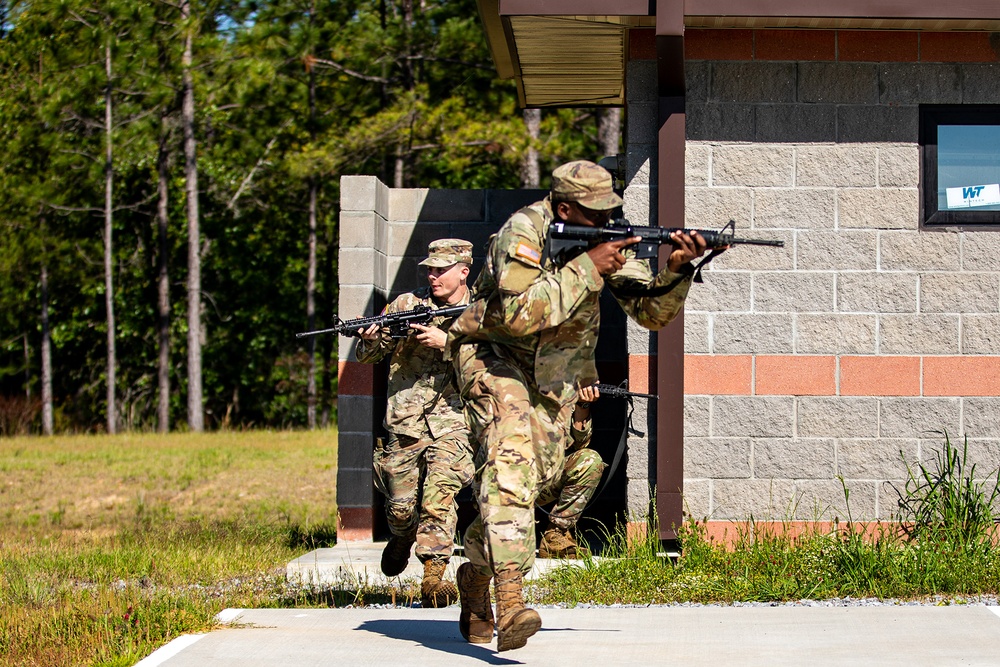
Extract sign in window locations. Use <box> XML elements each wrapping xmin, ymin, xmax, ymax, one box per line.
<box><xmin>921</xmin><ymin>105</ymin><xmax>1000</xmax><ymax>227</ymax></box>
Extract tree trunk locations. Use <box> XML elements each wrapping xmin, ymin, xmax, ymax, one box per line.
<box><xmin>307</xmin><ymin>179</ymin><xmax>318</xmax><ymax>428</ymax></box>
<box><xmin>320</xmin><ymin>218</ymin><xmax>335</xmax><ymax>428</ymax></box>
<box><xmin>22</xmin><ymin>334</ymin><xmax>30</xmax><ymax>399</ymax></box>
<box><xmin>156</xmin><ymin>120</ymin><xmax>171</xmax><ymax>433</ymax></box>
<box><xmin>182</xmin><ymin>0</ymin><xmax>203</xmax><ymax>432</ymax></box>
<box><xmin>104</xmin><ymin>41</ymin><xmax>117</xmax><ymax>435</ymax></box>
<box><xmin>521</xmin><ymin>108</ymin><xmax>541</xmax><ymax>188</ymax></box>
<box><xmin>305</xmin><ymin>40</ymin><xmax>318</xmax><ymax>429</ymax></box>
<box><xmin>40</xmin><ymin>259</ymin><xmax>53</xmax><ymax>435</ymax></box>
<box><xmin>597</xmin><ymin>107</ymin><xmax>622</xmax><ymax>161</ymax></box>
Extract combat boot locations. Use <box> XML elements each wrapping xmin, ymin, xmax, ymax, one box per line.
<box><xmin>420</xmin><ymin>558</ymin><xmax>458</xmax><ymax>608</ymax></box>
<box><xmin>538</xmin><ymin>525</ymin><xmax>588</xmax><ymax>559</ymax></box>
<box><xmin>456</xmin><ymin>562</ymin><xmax>494</xmax><ymax>643</ymax></box>
<box><xmin>494</xmin><ymin>567</ymin><xmax>541</xmax><ymax>652</ymax></box>
<box><xmin>380</xmin><ymin>533</ymin><xmax>415</xmax><ymax>577</ymax></box>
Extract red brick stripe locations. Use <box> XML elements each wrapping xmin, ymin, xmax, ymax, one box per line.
<box><xmin>921</xmin><ymin>32</ymin><xmax>1000</xmax><ymax>63</ymax></box>
<box><xmin>682</xmin><ymin>29</ymin><xmax>1000</xmax><ymax>63</ymax></box>
<box><xmin>627</xmin><ymin>354</ymin><xmax>656</xmax><ymax>395</ymax></box>
<box><xmin>684</xmin><ymin>29</ymin><xmax>753</xmax><ymax>60</ymax></box>
<box><xmin>839</xmin><ymin>30</ymin><xmax>918</xmax><ymax>62</ymax></box>
<box><xmin>756</xmin><ymin>30</ymin><xmax>835</xmax><ymax>61</ymax></box>
<box><xmin>685</xmin><ymin>355</ymin><xmax>752</xmax><ymax>395</ymax></box>
<box><xmin>924</xmin><ymin>356</ymin><xmax>1000</xmax><ymax>396</ymax></box>
<box><xmin>684</xmin><ymin>355</ymin><xmax>1000</xmax><ymax>397</ymax></box>
<box><xmin>840</xmin><ymin>356</ymin><xmax>921</xmax><ymax>396</ymax></box>
<box><xmin>755</xmin><ymin>355</ymin><xmax>835</xmax><ymax>395</ymax></box>
<box><xmin>337</xmin><ymin>360</ymin><xmax>374</xmax><ymax>396</ymax></box>
<box><xmin>337</xmin><ymin>507</ymin><xmax>374</xmax><ymax>542</ymax></box>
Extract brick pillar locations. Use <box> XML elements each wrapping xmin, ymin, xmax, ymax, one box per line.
<box><xmin>336</xmin><ymin>175</ymin><xmax>389</xmax><ymax>540</ymax></box>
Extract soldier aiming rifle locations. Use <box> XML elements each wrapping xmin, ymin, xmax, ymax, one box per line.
<box><xmin>355</xmin><ymin>239</ymin><xmax>476</xmax><ymax>608</ymax></box>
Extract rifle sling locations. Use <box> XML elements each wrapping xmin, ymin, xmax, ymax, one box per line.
<box><xmin>607</xmin><ymin>268</ymin><xmax>691</xmax><ymax>298</ymax></box>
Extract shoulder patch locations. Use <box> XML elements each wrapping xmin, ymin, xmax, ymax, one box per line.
<box><xmin>515</xmin><ymin>242</ymin><xmax>542</xmax><ymax>265</ymax></box>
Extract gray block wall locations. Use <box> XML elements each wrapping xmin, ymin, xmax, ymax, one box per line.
<box><xmin>680</xmin><ymin>58</ymin><xmax>1000</xmax><ymax>523</ymax></box>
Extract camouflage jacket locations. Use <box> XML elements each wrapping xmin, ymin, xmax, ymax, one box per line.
<box><xmin>449</xmin><ymin>196</ymin><xmax>693</xmax><ymax>407</ymax></box>
<box><xmin>357</xmin><ymin>287</ymin><xmax>469</xmax><ymax>439</ymax></box>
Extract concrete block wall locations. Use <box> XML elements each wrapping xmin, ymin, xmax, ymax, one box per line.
<box><xmin>678</xmin><ymin>29</ymin><xmax>1000</xmax><ymax>524</ymax></box>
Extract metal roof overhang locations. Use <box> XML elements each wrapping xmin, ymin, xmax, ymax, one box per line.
<box><xmin>477</xmin><ymin>0</ymin><xmax>1000</xmax><ymax>108</ymax></box>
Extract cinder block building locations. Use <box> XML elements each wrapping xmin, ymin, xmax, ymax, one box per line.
<box><xmin>337</xmin><ymin>2</ymin><xmax>1000</xmax><ymax>545</ymax></box>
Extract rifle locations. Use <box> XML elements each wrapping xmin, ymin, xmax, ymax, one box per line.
<box><xmin>546</xmin><ymin>218</ymin><xmax>784</xmax><ymax>265</ymax></box>
<box><xmin>593</xmin><ymin>383</ymin><xmax>657</xmax><ymax>400</ymax></box>
<box><xmin>295</xmin><ymin>304</ymin><xmax>466</xmax><ymax>339</ymax></box>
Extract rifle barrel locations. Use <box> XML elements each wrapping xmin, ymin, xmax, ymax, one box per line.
<box><xmin>728</xmin><ymin>236</ymin><xmax>785</xmax><ymax>247</ymax></box>
<box><xmin>295</xmin><ymin>326</ymin><xmax>341</xmax><ymax>339</ymax></box>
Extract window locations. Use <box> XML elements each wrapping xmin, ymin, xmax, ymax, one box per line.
<box><xmin>921</xmin><ymin>105</ymin><xmax>1000</xmax><ymax>227</ymax></box>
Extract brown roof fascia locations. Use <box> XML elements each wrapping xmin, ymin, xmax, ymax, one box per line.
<box><xmin>476</xmin><ymin>0</ymin><xmax>519</xmax><ymax>81</ymax></box>
<box><xmin>498</xmin><ymin>0</ymin><xmax>654</xmax><ymax>16</ymax></box>
<box><xmin>685</xmin><ymin>0</ymin><xmax>1000</xmax><ymax>20</ymax></box>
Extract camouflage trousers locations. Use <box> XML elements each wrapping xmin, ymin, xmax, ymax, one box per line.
<box><xmin>373</xmin><ymin>430</ymin><xmax>474</xmax><ymax>562</ymax></box>
<box><xmin>454</xmin><ymin>342</ymin><xmax>571</xmax><ymax>576</ymax></box>
<box><xmin>537</xmin><ymin>447</ymin><xmax>606</xmax><ymax>531</ymax></box>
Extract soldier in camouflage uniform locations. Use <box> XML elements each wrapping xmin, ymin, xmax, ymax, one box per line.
<box><xmin>447</xmin><ymin>160</ymin><xmax>713</xmax><ymax>651</ymax></box>
<box><xmin>536</xmin><ymin>383</ymin><xmax>604</xmax><ymax>559</ymax></box>
<box><xmin>356</xmin><ymin>239</ymin><xmax>475</xmax><ymax>608</ymax></box>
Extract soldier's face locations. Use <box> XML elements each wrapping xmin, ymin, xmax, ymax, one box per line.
<box><xmin>427</xmin><ymin>263</ymin><xmax>469</xmax><ymax>301</ymax></box>
<box><xmin>557</xmin><ymin>201</ymin><xmax>613</xmax><ymax>227</ymax></box>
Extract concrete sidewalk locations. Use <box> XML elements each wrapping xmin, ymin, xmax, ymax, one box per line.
<box><xmin>135</xmin><ymin>542</ymin><xmax>1000</xmax><ymax>666</ymax></box>
<box><xmin>137</xmin><ymin>605</ymin><xmax>1000</xmax><ymax>666</ymax></box>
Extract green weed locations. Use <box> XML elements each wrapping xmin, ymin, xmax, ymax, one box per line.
<box><xmin>533</xmin><ymin>434</ymin><xmax>1000</xmax><ymax>606</ymax></box>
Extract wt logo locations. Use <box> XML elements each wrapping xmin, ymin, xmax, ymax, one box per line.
<box><xmin>947</xmin><ymin>183</ymin><xmax>1000</xmax><ymax>209</ymax></box>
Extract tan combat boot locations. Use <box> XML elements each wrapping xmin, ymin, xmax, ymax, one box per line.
<box><xmin>380</xmin><ymin>533</ymin><xmax>415</xmax><ymax>577</ymax></box>
<box><xmin>538</xmin><ymin>525</ymin><xmax>588</xmax><ymax>559</ymax></box>
<box><xmin>457</xmin><ymin>563</ymin><xmax>494</xmax><ymax>643</ymax></box>
<box><xmin>494</xmin><ymin>567</ymin><xmax>541</xmax><ymax>652</ymax></box>
<box><xmin>420</xmin><ymin>558</ymin><xmax>458</xmax><ymax>608</ymax></box>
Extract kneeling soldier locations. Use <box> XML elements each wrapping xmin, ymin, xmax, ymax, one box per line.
<box><xmin>536</xmin><ymin>383</ymin><xmax>606</xmax><ymax>558</ymax></box>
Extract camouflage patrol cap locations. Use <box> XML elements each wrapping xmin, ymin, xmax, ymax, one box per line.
<box><xmin>551</xmin><ymin>160</ymin><xmax>624</xmax><ymax>211</ymax></box>
<box><xmin>418</xmin><ymin>238</ymin><xmax>474</xmax><ymax>267</ymax></box>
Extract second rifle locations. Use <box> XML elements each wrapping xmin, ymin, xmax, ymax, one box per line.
<box><xmin>295</xmin><ymin>303</ymin><xmax>466</xmax><ymax>339</ymax></box>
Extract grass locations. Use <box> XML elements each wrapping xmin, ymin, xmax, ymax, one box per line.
<box><xmin>540</xmin><ymin>517</ymin><xmax>1000</xmax><ymax>606</ymax></box>
<box><xmin>0</xmin><ymin>430</ymin><xmax>341</xmax><ymax>666</ymax></box>
<box><xmin>3</xmin><ymin>429</ymin><xmax>999</xmax><ymax>664</ymax></box>
<box><xmin>535</xmin><ymin>432</ymin><xmax>1000</xmax><ymax>607</ymax></box>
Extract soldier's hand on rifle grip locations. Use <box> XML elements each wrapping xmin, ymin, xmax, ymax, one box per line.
<box><xmin>359</xmin><ymin>322</ymin><xmax>381</xmax><ymax>341</ymax></box>
<box><xmin>410</xmin><ymin>323</ymin><xmax>447</xmax><ymax>351</ymax></box>
<box><xmin>578</xmin><ymin>384</ymin><xmax>600</xmax><ymax>404</ymax></box>
<box><xmin>666</xmin><ymin>230</ymin><xmax>716</xmax><ymax>273</ymax></box>
<box><xmin>587</xmin><ymin>236</ymin><xmax>641</xmax><ymax>276</ymax></box>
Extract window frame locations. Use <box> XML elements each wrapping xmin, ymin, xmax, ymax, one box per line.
<box><xmin>920</xmin><ymin>104</ymin><xmax>1000</xmax><ymax>229</ymax></box>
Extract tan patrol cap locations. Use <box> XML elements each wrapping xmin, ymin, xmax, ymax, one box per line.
<box><xmin>550</xmin><ymin>160</ymin><xmax>624</xmax><ymax>211</ymax></box>
<box><xmin>418</xmin><ymin>238</ymin><xmax>474</xmax><ymax>267</ymax></box>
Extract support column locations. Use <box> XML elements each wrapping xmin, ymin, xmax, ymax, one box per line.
<box><xmin>655</xmin><ymin>0</ymin><xmax>686</xmax><ymax>543</ymax></box>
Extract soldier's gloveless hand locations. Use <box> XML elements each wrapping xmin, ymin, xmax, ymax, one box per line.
<box><xmin>410</xmin><ymin>323</ymin><xmax>447</xmax><ymax>351</ymax></box>
<box><xmin>359</xmin><ymin>322</ymin><xmax>381</xmax><ymax>341</ymax></box>
<box><xmin>587</xmin><ymin>236</ymin><xmax>641</xmax><ymax>276</ymax></box>
<box><xmin>666</xmin><ymin>230</ymin><xmax>712</xmax><ymax>273</ymax></box>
